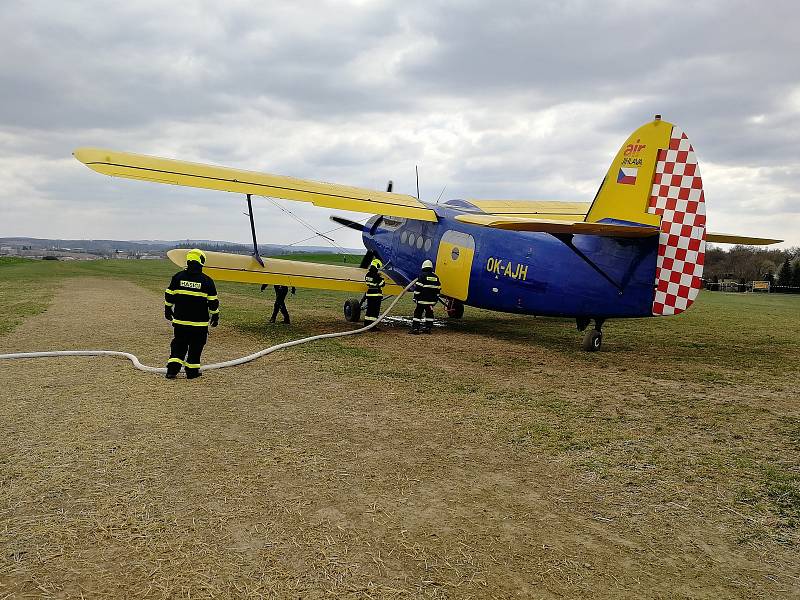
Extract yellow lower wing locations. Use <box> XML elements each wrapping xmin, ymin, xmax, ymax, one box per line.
<box><xmin>168</xmin><ymin>250</ymin><xmax>403</xmax><ymax>294</ymax></box>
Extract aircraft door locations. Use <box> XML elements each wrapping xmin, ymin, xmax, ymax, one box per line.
<box><xmin>435</xmin><ymin>230</ymin><xmax>475</xmax><ymax>301</ymax></box>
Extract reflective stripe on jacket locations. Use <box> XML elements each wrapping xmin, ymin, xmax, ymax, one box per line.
<box><xmin>165</xmin><ymin>268</ymin><xmax>219</xmax><ymax>326</ymax></box>
<box><xmin>413</xmin><ymin>269</ymin><xmax>441</xmax><ymax>304</ymax></box>
<box><xmin>364</xmin><ymin>268</ymin><xmax>385</xmax><ymax>298</ymax></box>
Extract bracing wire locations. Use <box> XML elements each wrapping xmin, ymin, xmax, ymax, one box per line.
<box><xmin>283</xmin><ymin>216</ymin><xmax>372</xmax><ymax>248</ymax></box>
<box><xmin>258</xmin><ymin>195</ymin><xmax>349</xmax><ymax>253</ymax></box>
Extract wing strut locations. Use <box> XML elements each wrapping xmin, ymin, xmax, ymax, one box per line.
<box><xmin>246</xmin><ymin>194</ymin><xmax>264</xmax><ymax>267</ymax></box>
<box><xmin>551</xmin><ymin>234</ymin><xmax>624</xmax><ymax>295</ymax></box>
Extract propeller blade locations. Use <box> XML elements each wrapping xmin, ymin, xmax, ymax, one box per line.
<box><xmin>330</xmin><ymin>215</ymin><xmax>366</xmax><ymax>232</ymax></box>
<box><xmin>369</xmin><ymin>216</ymin><xmax>384</xmax><ymax>235</ymax></box>
<box><xmin>359</xmin><ymin>250</ymin><xmax>375</xmax><ymax>269</ymax></box>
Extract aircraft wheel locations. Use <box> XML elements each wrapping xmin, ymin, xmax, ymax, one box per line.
<box><xmin>446</xmin><ymin>298</ymin><xmax>464</xmax><ymax>319</ymax></box>
<box><xmin>582</xmin><ymin>329</ymin><xmax>602</xmax><ymax>352</ymax></box>
<box><xmin>344</xmin><ymin>298</ymin><xmax>361</xmax><ymax>322</ymax></box>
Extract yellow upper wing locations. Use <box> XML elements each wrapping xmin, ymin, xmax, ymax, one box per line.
<box><xmin>466</xmin><ymin>199</ymin><xmax>591</xmax><ymax>221</ymax></box>
<box><xmin>168</xmin><ymin>249</ymin><xmax>404</xmax><ymax>294</ymax></box>
<box><xmin>74</xmin><ymin>148</ymin><xmax>437</xmax><ymax>222</ymax></box>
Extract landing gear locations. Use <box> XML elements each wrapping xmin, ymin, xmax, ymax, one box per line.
<box><xmin>582</xmin><ymin>329</ymin><xmax>602</xmax><ymax>352</ymax></box>
<box><xmin>344</xmin><ymin>298</ymin><xmax>362</xmax><ymax>322</ymax></box>
<box><xmin>577</xmin><ymin>317</ymin><xmax>605</xmax><ymax>352</ymax></box>
<box><xmin>445</xmin><ymin>298</ymin><xmax>464</xmax><ymax>319</ymax></box>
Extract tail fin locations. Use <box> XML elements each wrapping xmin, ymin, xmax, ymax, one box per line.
<box><xmin>587</xmin><ymin>118</ymin><xmax>707</xmax><ymax>315</ymax></box>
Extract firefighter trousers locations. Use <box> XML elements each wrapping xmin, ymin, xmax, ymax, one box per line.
<box><xmin>412</xmin><ymin>303</ymin><xmax>434</xmax><ymax>331</ymax></box>
<box><xmin>365</xmin><ymin>296</ymin><xmax>382</xmax><ymax>324</ymax></box>
<box><xmin>271</xmin><ymin>286</ymin><xmax>290</xmax><ymax>322</ymax></box>
<box><xmin>167</xmin><ymin>324</ymin><xmax>208</xmax><ymax>377</ymax></box>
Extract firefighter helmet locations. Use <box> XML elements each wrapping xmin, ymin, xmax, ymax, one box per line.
<box><xmin>370</xmin><ymin>258</ymin><xmax>383</xmax><ymax>269</ymax></box>
<box><xmin>422</xmin><ymin>259</ymin><xmax>433</xmax><ymax>270</ymax></box>
<box><xmin>186</xmin><ymin>248</ymin><xmax>207</xmax><ymax>265</ymax></box>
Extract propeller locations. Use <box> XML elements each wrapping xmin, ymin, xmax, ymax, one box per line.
<box><xmin>359</xmin><ymin>249</ymin><xmax>376</xmax><ymax>269</ymax></box>
<box><xmin>330</xmin><ymin>215</ymin><xmax>366</xmax><ymax>232</ymax></box>
<box><xmin>331</xmin><ymin>180</ymin><xmax>393</xmax><ymax>269</ymax></box>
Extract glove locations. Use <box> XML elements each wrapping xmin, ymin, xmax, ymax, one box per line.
<box><xmin>165</xmin><ymin>306</ymin><xmax>173</xmax><ymax>321</ymax></box>
<box><xmin>210</xmin><ymin>313</ymin><xmax>219</xmax><ymax>327</ymax></box>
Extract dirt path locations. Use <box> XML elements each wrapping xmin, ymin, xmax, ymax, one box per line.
<box><xmin>0</xmin><ymin>278</ymin><xmax>796</xmax><ymax>598</ymax></box>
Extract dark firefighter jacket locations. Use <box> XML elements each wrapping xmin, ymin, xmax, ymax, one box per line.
<box><xmin>165</xmin><ymin>266</ymin><xmax>220</xmax><ymax>327</ymax></box>
<box><xmin>413</xmin><ymin>269</ymin><xmax>441</xmax><ymax>305</ymax></box>
<box><xmin>364</xmin><ymin>267</ymin><xmax>385</xmax><ymax>297</ymax></box>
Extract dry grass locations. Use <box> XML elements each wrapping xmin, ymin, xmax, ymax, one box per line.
<box><xmin>0</xmin><ymin>267</ymin><xmax>798</xmax><ymax>598</ymax></box>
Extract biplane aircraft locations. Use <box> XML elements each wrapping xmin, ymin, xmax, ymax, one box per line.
<box><xmin>74</xmin><ymin>116</ymin><xmax>781</xmax><ymax>350</ymax></box>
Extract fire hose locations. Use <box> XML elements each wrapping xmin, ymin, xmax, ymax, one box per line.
<box><xmin>0</xmin><ymin>280</ymin><xmax>416</xmax><ymax>376</ymax></box>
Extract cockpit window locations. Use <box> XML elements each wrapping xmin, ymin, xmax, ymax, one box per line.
<box><xmin>380</xmin><ymin>216</ymin><xmax>406</xmax><ymax>231</ymax></box>
<box><xmin>441</xmin><ymin>199</ymin><xmax>480</xmax><ymax>211</ymax></box>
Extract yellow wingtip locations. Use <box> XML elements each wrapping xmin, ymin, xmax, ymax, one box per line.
<box><xmin>167</xmin><ymin>249</ymin><xmax>188</xmax><ymax>267</ymax></box>
<box><xmin>73</xmin><ymin>147</ymin><xmax>116</xmax><ymax>173</ymax></box>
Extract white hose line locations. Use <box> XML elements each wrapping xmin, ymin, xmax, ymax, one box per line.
<box><xmin>0</xmin><ymin>349</ymin><xmax>168</xmax><ymax>374</ymax></box>
<box><xmin>0</xmin><ymin>280</ymin><xmax>416</xmax><ymax>375</ymax></box>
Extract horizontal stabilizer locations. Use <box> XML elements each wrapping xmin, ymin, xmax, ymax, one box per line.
<box><xmin>74</xmin><ymin>148</ymin><xmax>437</xmax><ymax>222</ymax></box>
<box><xmin>706</xmin><ymin>232</ymin><xmax>783</xmax><ymax>245</ymax></box>
<box><xmin>454</xmin><ymin>214</ymin><xmax>660</xmax><ymax>238</ymax></box>
<box><xmin>167</xmin><ymin>249</ymin><xmax>404</xmax><ymax>294</ymax></box>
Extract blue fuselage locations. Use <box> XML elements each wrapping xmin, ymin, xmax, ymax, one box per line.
<box><xmin>363</xmin><ymin>202</ymin><xmax>659</xmax><ymax>319</ymax></box>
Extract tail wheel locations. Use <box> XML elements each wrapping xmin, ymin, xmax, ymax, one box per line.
<box><xmin>344</xmin><ymin>298</ymin><xmax>362</xmax><ymax>322</ymax></box>
<box><xmin>582</xmin><ymin>329</ymin><xmax>602</xmax><ymax>352</ymax></box>
<box><xmin>445</xmin><ymin>298</ymin><xmax>464</xmax><ymax>319</ymax></box>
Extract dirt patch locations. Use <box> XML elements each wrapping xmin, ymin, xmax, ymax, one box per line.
<box><xmin>0</xmin><ymin>278</ymin><xmax>797</xmax><ymax>598</ymax></box>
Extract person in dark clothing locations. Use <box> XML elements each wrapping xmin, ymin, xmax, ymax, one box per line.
<box><xmin>364</xmin><ymin>258</ymin><xmax>385</xmax><ymax>330</ymax></box>
<box><xmin>410</xmin><ymin>259</ymin><xmax>441</xmax><ymax>334</ymax></box>
<box><xmin>261</xmin><ymin>284</ymin><xmax>295</xmax><ymax>323</ymax></box>
<box><xmin>164</xmin><ymin>248</ymin><xmax>219</xmax><ymax>379</ymax></box>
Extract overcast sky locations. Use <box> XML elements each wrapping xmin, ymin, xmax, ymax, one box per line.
<box><xmin>1</xmin><ymin>0</ymin><xmax>798</xmax><ymax>249</ymax></box>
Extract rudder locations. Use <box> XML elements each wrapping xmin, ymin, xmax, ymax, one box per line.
<box><xmin>647</xmin><ymin>127</ymin><xmax>706</xmax><ymax>316</ymax></box>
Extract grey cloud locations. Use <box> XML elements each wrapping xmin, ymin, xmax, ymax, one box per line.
<box><xmin>0</xmin><ymin>1</ymin><xmax>414</xmax><ymax>130</ymax></box>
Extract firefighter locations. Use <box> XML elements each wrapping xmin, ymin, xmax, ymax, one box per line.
<box><xmin>364</xmin><ymin>258</ymin><xmax>385</xmax><ymax>329</ymax></box>
<box><xmin>164</xmin><ymin>249</ymin><xmax>219</xmax><ymax>379</ymax></box>
<box><xmin>261</xmin><ymin>284</ymin><xmax>295</xmax><ymax>324</ymax></box>
<box><xmin>410</xmin><ymin>259</ymin><xmax>441</xmax><ymax>334</ymax></box>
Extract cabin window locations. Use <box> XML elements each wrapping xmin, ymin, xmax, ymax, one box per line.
<box><xmin>381</xmin><ymin>217</ymin><xmax>405</xmax><ymax>231</ymax></box>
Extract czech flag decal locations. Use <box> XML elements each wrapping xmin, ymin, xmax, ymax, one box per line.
<box><xmin>617</xmin><ymin>167</ymin><xmax>638</xmax><ymax>185</ymax></box>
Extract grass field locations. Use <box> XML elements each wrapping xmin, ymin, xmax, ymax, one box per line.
<box><xmin>0</xmin><ymin>257</ymin><xmax>798</xmax><ymax>598</ymax></box>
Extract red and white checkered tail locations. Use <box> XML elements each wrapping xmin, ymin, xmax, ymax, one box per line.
<box><xmin>647</xmin><ymin>126</ymin><xmax>706</xmax><ymax>316</ymax></box>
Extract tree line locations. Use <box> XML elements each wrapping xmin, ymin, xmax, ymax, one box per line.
<box><xmin>704</xmin><ymin>245</ymin><xmax>800</xmax><ymax>291</ymax></box>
